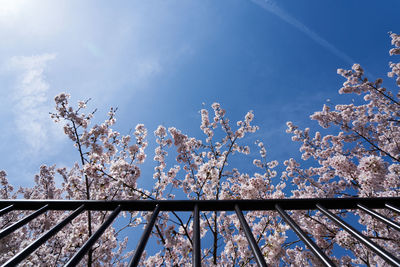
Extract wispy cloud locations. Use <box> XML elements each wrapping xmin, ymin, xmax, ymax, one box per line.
<box><xmin>251</xmin><ymin>0</ymin><xmax>355</xmax><ymax>65</ymax></box>
<box><xmin>135</xmin><ymin>58</ymin><xmax>162</xmax><ymax>79</ymax></box>
<box><xmin>6</xmin><ymin>53</ymin><xmax>63</xmax><ymax>154</ymax></box>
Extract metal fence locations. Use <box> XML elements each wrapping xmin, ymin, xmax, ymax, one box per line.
<box><xmin>0</xmin><ymin>197</ymin><xmax>400</xmax><ymax>266</ymax></box>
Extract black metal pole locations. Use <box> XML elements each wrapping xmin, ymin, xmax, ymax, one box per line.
<box><xmin>234</xmin><ymin>204</ymin><xmax>268</xmax><ymax>267</ymax></box>
<box><xmin>0</xmin><ymin>204</ymin><xmax>14</xmax><ymax>216</ymax></box>
<box><xmin>129</xmin><ymin>204</ymin><xmax>160</xmax><ymax>267</ymax></box>
<box><xmin>0</xmin><ymin>204</ymin><xmax>49</xmax><ymax>240</ymax></box>
<box><xmin>275</xmin><ymin>204</ymin><xmax>335</xmax><ymax>267</ymax></box>
<box><xmin>65</xmin><ymin>205</ymin><xmax>121</xmax><ymax>267</ymax></box>
<box><xmin>2</xmin><ymin>205</ymin><xmax>85</xmax><ymax>267</ymax></box>
<box><xmin>357</xmin><ymin>204</ymin><xmax>400</xmax><ymax>232</ymax></box>
<box><xmin>193</xmin><ymin>203</ymin><xmax>201</xmax><ymax>267</ymax></box>
<box><xmin>1</xmin><ymin>197</ymin><xmax>400</xmax><ymax>211</ymax></box>
<box><xmin>317</xmin><ymin>204</ymin><xmax>400</xmax><ymax>267</ymax></box>
<box><xmin>386</xmin><ymin>203</ymin><xmax>400</xmax><ymax>214</ymax></box>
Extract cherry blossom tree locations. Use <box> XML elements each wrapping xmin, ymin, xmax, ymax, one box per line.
<box><xmin>0</xmin><ymin>32</ymin><xmax>400</xmax><ymax>266</ymax></box>
<box><xmin>283</xmin><ymin>32</ymin><xmax>400</xmax><ymax>266</ymax></box>
<box><xmin>0</xmin><ymin>94</ymin><xmax>149</xmax><ymax>266</ymax></box>
<box><xmin>144</xmin><ymin>103</ymin><xmax>287</xmax><ymax>266</ymax></box>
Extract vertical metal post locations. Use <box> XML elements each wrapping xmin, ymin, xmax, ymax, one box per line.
<box><xmin>129</xmin><ymin>204</ymin><xmax>160</xmax><ymax>267</ymax></box>
<box><xmin>317</xmin><ymin>204</ymin><xmax>400</xmax><ymax>267</ymax></box>
<box><xmin>234</xmin><ymin>204</ymin><xmax>268</xmax><ymax>267</ymax></box>
<box><xmin>193</xmin><ymin>203</ymin><xmax>201</xmax><ymax>267</ymax></box>
<box><xmin>275</xmin><ymin>204</ymin><xmax>335</xmax><ymax>267</ymax></box>
<box><xmin>65</xmin><ymin>205</ymin><xmax>121</xmax><ymax>267</ymax></box>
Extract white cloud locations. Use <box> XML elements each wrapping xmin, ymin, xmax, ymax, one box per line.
<box><xmin>7</xmin><ymin>53</ymin><xmax>63</xmax><ymax>154</ymax></box>
<box><xmin>251</xmin><ymin>0</ymin><xmax>355</xmax><ymax>65</ymax></box>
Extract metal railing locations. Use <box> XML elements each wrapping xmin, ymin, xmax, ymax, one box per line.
<box><xmin>0</xmin><ymin>197</ymin><xmax>400</xmax><ymax>266</ymax></box>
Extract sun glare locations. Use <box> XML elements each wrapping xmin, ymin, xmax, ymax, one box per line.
<box><xmin>0</xmin><ymin>0</ymin><xmax>25</xmax><ymax>18</ymax></box>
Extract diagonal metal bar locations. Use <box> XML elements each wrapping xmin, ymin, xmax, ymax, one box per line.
<box><xmin>317</xmin><ymin>204</ymin><xmax>400</xmax><ymax>267</ymax></box>
<box><xmin>235</xmin><ymin>204</ymin><xmax>268</xmax><ymax>267</ymax></box>
<box><xmin>275</xmin><ymin>204</ymin><xmax>335</xmax><ymax>267</ymax></box>
<box><xmin>0</xmin><ymin>204</ymin><xmax>49</xmax><ymax>240</ymax></box>
<box><xmin>0</xmin><ymin>205</ymin><xmax>14</xmax><ymax>217</ymax></box>
<box><xmin>357</xmin><ymin>204</ymin><xmax>400</xmax><ymax>232</ymax></box>
<box><xmin>65</xmin><ymin>205</ymin><xmax>121</xmax><ymax>267</ymax></box>
<box><xmin>386</xmin><ymin>203</ymin><xmax>400</xmax><ymax>214</ymax></box>
<box><xmin>2</xmin><ymin>205</ymin><xmax>85</xmax><ymax>267</ymax></box>
<box><xmin>193</xmin><ymin>203</ymin><xmax>201</xmax><ymax>267</ymax></box>
<box><xmin>129</xmin><ymin>204</ymin><xmax>160</xmax><ymax>267</ymax></box>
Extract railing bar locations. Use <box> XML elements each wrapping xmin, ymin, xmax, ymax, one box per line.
<box><xmin>0</xmin><ymin>205</ymin><xmax>14</xmax><ymax>217</ymax></box>
<box><xmin>234</xmin><ymin>204</ymin><xmax>268</xmax><ymax>267</ymax></box>
<box><xmin>129</xmin><ymin>204</ymin><xmax>160</xmax><ymax>267</ymax></box>
<box><xmin>65</xmin><ymin>205</ymin><xmax>121</xmax><ymax>267</ymax></box>
<box><xmin>275</xmin><ymin>205</ymin><xmax>335</xmax><ymax>267</ymax></box>
<box><xmin>0</xmin><ymin>197</ymin><xmax>400</xmax><ymax>211</ymax></box>
<box><xmin>386</xmin><ymin>203</ymin><xmax>400</xmax><ymax>214</ymax></box>
<box><xmin>357</xmin><ymin>204</ymin><xmax>400</xmax><ymax>232</ymax></box>
<box><xmin>193</xmin><ymin>203</ymin><xmax>201</xmax><ymax>267</ymax></box>
<box><xmin>0</xmin><ymin>204</ymin><xmax>49</xmax><ymax>240</ymax></box>
<box><xmin>0</xmin><ymin>199</ymin><xmax>399</xmax><ymax>265</ymax></box>
<box><xmin>2</xmin><ymin>205</ymin><xmax>86</xmax><ymax>267</ymax></box>
<box><xmin>317</xmin><ymin>204</ymin><xmax>400</xmax><ymax>266</ymax></box>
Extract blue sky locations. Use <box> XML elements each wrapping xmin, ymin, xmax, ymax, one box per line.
<box><xmin>0</xmin><ymin>0</ymin><xmax>399</xmax><ymax>190</ymax></box>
